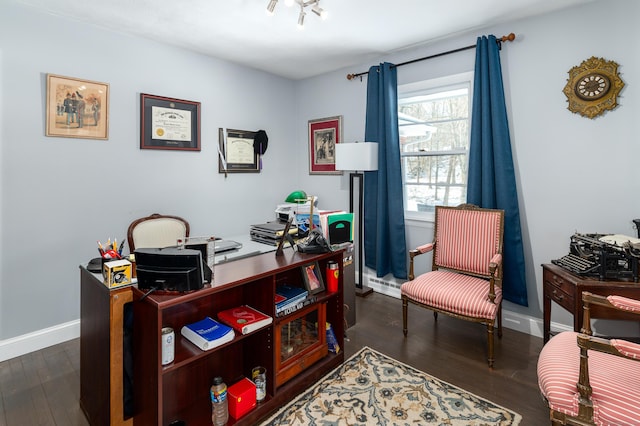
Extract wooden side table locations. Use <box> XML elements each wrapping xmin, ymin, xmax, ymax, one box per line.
<box><xmin>542</xmin><ymin>263</ymin><xmax>640</xmax><ymax>343</ymax></box>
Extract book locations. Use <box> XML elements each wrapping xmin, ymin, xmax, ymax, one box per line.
<box><xmin>276</xmin><ymin>294</ymin><xmax>308</xmax><ymax>313</ymax></box>
<box><xmin>275</xmin><ymin>295</ymin><xmax>318</xmax><ymax>318</ymax></box>
<box><xmin>180</xmin><ymin>317</ymin><xmax>235</xmax><ymax>351</ymax></box>
<box><xmin>218</xmin><ymin>305</ymin><xmax>273</xmax><ymax>335</ymax></box>
<box><xmin>326</xmin><ymin>322</ymin><xmax>341</xmax><ymax>354</ymax></box>
<box><xmin>275</xmin><ymin>285</ymin><xmax>308</xmax><ymax>311</ymax></box>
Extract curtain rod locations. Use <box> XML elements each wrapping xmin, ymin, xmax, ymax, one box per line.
<box><xmin>346</xmin><ymin>32</ymin><xmax>515</xmax><ymax>81</ymax></box>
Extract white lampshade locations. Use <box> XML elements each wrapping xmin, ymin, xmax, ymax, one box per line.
<box><xmin>335</xmin><ymin>142</ymin><xmax>378</xmax><ymax>171</ymax></box>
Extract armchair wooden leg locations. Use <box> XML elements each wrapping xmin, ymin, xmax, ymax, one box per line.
<box><xmin>487</xmin><ymin>324</ymin><xmax>495</xmax><ymax>368</ymax></box>
<box><xmin>433</xmin><ymin>311</ymin><xmax>438</xmax><ymax>321</ymax></box>
<box><xmin>402</xmin><ymin>296</ymin><xmax>408</xmax><ymax>337</ymax></box>
<box><xmin>497</xmin><ymin>308</ymin><xmax>503</xmax><ymax>339</ymax></box>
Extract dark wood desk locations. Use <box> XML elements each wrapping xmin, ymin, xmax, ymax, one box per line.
<box><xmin>79</xmin><ymin>267</ymin><xmax>133</xmax><ymax>426</ymax></box>
<box><xmin>542</xmin><ymin>263</ymin><xmax>640</xmax><ymax>343</ymax></box>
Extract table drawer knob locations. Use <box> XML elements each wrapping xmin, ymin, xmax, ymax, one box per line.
<box><xmin>552</xmin><ymin>289</ymin><xmax>564</xmax><ymax>301</ymax></box>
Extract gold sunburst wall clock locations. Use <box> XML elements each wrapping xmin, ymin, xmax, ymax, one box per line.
<box><xmin>563</xmin><ymin>56</ymin><xmax>624</xmax><ymax>119</ymax></box>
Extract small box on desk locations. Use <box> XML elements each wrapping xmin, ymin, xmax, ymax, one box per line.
<box><xmin>102</xmin><ymin>259</ymin><xmax>132</xmax><ymax>289</ymax></box>
<box><xmin>228</xmin><ymin>377</ymin><xmax>256</xmax><ymax>419</ymax></box>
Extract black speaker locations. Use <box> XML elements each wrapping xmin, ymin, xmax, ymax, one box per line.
<box><xmin>134</xmin><ymin>247</ymin><xmax>205</xmax><ymax>292</ymax></box>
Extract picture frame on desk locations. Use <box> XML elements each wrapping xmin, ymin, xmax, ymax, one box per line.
<box><xmin>45</xmin><ymin>74</ymin><xmax>109</xmax><ymax>140</ymax></box>
<box><xmin>308</xmin><ymin>115</ymin><xmax>343</xmax><ymax>175</ymax></box>
<box><xmin>140</xmin><ymin>93</ymin><xmax>200</xmax><ymax>151</ymax></box>
<box><xmin>301</xmin><ymin>261</ymin><xmax>325</xmax><ymax>295</ymax></box>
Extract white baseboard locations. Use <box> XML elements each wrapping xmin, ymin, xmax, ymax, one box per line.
<box><xmin>0</xmin><ymin>320</ymin><xmax>80</xmax><ymax>362</ymax></box>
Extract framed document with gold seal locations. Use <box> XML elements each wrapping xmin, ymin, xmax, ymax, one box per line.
<box><xmin>141</xmin><ymin>93</ymin><xmax>201</xmax><ymax>151</ymax></box>
<box><xmin>562</xmin><ymin>57</ymin><xmax>624</xmax><ymax>119</ymax></box>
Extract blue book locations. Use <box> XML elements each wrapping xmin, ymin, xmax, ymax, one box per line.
<box><xmin>180</xmin><ymin>317</ymin><xmax>234</xmax><ymax>351</ymax></box>
<box><xmin>275</xmin><ymin>285</ymin><xmax>308</xmax><ymax>310</ymax></box>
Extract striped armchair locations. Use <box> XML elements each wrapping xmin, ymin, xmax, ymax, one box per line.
<box><xmin>401</xmin><ymin>204</ymin><xmax>505</xmax><ymax>367</ymax></box>
<box><xmin>537</xmin><ymin>292</ymin><xmax>640</xmax><ymax>425</ymax></box>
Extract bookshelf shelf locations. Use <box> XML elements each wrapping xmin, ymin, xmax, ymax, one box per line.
<box><xmin>131</xmin><ymin>250</ymin><xmax>345</xmax><ymax>426</ymax></box>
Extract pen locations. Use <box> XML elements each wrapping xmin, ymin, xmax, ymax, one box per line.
<box><xmin>113</xmin><ymin>239</ymin><xmax>117</xmax><ymax>251</ymax></box>
<box><xmin>118</xmin><ymin>239</ymin><xmax>125</xmax><ymax>256</ymax></box>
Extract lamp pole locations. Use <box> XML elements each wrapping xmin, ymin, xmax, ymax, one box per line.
<box><xmin>350</xmin><ymin>172</ymin><xmax>373</xmax><ymax>297</ymax></box>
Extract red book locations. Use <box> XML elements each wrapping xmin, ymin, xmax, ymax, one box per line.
<box><xmin>217</xmin><ymin>305</ymin><xmax>273</xmax><ymax>335</ymax></box>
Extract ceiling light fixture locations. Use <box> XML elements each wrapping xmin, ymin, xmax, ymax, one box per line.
<box><xmin>266</xmin><ymin>0</ymin><xmax>277</xmax><ymax>15</ymax></box>
<box><xmin>311</xmin><ymin>4</ymin><xmax>327</xmax><ymax>19</ymax></box>
<box><xmin>266</xmin><ymin>0</ymin><xmax>327</xmax><ymax>28</ymax></box>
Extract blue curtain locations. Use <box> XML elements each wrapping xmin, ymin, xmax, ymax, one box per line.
<box><xmin>363</xmin><ymin>63</ymin><xmax>408</xmax><ymax>280</ymax></box>
<box><xmin>468</xmin><ymin>35</ymin><xmax>528</xmax><ymax>306</ymax></box>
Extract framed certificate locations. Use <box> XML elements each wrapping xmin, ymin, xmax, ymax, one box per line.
<box><xmin>140</xmin><ymin>93</ymin><xmax>200</xmax><ymax>151</ymax></box>
<box><xmin>218</xmin><ymin>128</ymin><xmax>260</xmax><ymax>173</ymax></box>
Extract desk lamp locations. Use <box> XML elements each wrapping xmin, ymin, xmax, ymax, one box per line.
<box><xmin>335</xmin><ymin>142</ymin><xmax>378</xmax><ymax>297</ymax></box>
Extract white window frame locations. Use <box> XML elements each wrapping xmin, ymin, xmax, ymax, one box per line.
<box><xmin>398</xmin><ymin>72</ymin><xmax>474</xmax><ymax>222</ymax></box>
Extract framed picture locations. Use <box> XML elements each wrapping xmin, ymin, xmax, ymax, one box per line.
<box><xmin>140</xmin><ymin>93</ymin><xmax>200</xmax><ymax>151</ymax></box>
<box><xmin>301</xmin><ymin>262</ymin><xmax>325</xmax><ymax>295</ymax></box>
<box><xmin>45</xmin><ymin>74</ymin><xmax>109</xmax><ymax>140</ymax></box>
<box><xmin>218</xmin><ymin>128</ymin><xmax>259</xmax><ymax>174</ymax></box>
<box><xmin>308</xmin><ymin>115</ymin><xmax>343</xmax><ymax>175</ymax></box>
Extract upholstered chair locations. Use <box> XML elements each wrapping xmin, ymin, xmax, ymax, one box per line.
<box><xmin>127</xmin><ymin>213</ymin><xmax>190</xmax><ymax>252</ymax></box>
<box><xmin>538</xmin><ymin>291</ymin><xmax>640</xmax><ymax>425</ymax></box>
<box><xmin>401</xmin><ymin>204</ymin><xmax>505</xmax><ymax>367</ymax></box>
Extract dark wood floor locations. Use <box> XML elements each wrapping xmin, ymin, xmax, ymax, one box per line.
<box><xmin>0</xmin><ymin>292</ymin><xmax>550</xmax><ymax>425</ymax></box>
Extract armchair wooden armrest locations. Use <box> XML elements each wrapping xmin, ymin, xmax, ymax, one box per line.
<box><xmin>408</xmin><ymin>242</ymin><xmax>434</xmax><ymax>280</ymax></box>
<box><xmin>574</xmin><ymin>292</ymin><xmax>640</xmax><ymax>421</ymax></box>
<box><xmin>489</xmin><ymin>253</ymin><xmax>502</xmax><ymax>271</ymax></box>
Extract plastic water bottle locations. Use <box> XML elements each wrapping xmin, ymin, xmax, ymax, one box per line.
<box><xmin>210</xmin><ymin>376</ymin><xmax>228</xmax><ymax>426</ymax></box>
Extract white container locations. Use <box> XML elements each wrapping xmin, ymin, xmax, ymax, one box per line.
<box><xmin>161</xmin><ymin>327</ymin><xmax>175</xmax><ymax>365</ymax></box>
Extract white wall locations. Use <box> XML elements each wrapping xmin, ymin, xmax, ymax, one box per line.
<box><xmin>0</xmin><ymin>2</ymin><xmax>302</xmax><ymax>350</ymax></box>
<box><xmin>1</xmin><ymin>0</ymin><xmax>639</xmax><ymax>359</ymax></box>
<box><xmin>294</xmin><ymin>0</ymin><xmax>640</xmax><ymax>335</ymax></box>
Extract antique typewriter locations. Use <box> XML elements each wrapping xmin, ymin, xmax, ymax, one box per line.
<box><xmin>552</xmin><ymin>231</ymin><xmax>640</xmax><ymax>282</ymax></box>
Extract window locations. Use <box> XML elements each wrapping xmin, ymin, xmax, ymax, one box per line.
<box><xmin>398</xmin><ymin>72</ymin><xmax>472</xmax><ymax>220</ymax></box>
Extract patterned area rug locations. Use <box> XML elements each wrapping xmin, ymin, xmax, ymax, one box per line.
<box><xmin>261</xmin><ymin>346</ymin><xmax>521</xmax><ymax>425</ymax></box>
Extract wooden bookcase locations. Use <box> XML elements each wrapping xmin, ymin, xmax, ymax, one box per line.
<box><xmin>131</xmin><ymin>250</ymin><xmax>345</xmax><ymax>426</ymax></box>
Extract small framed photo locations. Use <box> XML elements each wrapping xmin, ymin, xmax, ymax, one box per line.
<box><xmin>301</xmin><ymin>262</ymin><xmax>325</xmax><ymax>295</ymax></box>
<box><xmin>308</xmin><ymin>115</ymin><xmax>343</xmax><ymax>175</ymax></box>
<box><xmin>140</xmin><ymin>93</ymin><xmax>200</xmax><ymax>151</ymax></box>
<box><xmin>45</xmin><ymin>74</ymin><xmax>109</xmax><ymax>140</ymax></box>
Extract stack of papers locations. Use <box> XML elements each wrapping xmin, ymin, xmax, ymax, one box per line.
<box><xmin>250</xmin><ymin>221</ymin><xmax>297</xmax><ymax>246</ymax></box>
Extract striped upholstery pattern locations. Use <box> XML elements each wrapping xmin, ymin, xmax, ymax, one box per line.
<box><xmin>611</xmin><ymin>339</ymin><xmax>640</xmax><ymax>360</ymax></box>
<box><xmin>538</xmin><ymin>331</ymin><xmax>640</xmax><ymax>426</ymax></box>
<box><xmin>608</xmin><ymin>295</ymin><xmax>640</xmax><ymax>313</ymax></box>
<box><xmin>435</xmin><ymin>208</ymin><xmax>502</xmax><ymax>275</ymax></box>
<box><xmin>401</xmin><ymin>270</ymin><xmax>501</xmax><ymax>319</ymax></box>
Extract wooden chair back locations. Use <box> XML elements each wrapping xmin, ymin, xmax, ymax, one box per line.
<box><xmin>127</xmin><ymin>213</ymin><xmax>190</xmax><ymax>252</ymax></box>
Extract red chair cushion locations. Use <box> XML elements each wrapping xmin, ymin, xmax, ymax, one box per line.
<box><xmin>401</xmin><ymin>270</ymin><xmax>501</xmax><ymax>320</ymax></box>
<box><xmin>537</xmin><ymin>331</ymin><xmax>640</xmax><ymax>426</ymax></box>
<box><xmin>435</xmin><ymin>208</ymin><xmax>502</xmax><ymax>276</ymax></box>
